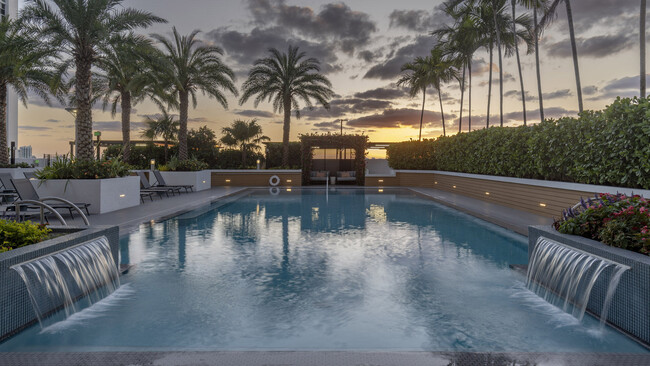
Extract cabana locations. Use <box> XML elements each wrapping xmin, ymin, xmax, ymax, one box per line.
<box><xmin>300</xmin><ymin>133</ymin><xmax>368</xmax><ymax>186</ymax></box>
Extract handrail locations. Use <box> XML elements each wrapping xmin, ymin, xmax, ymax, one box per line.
<box><xmin>39</xmin><ymin>197</ymin><xmax>90</xmax><ymax>226</ymax></box>
<box><xmin>14</xmin><ymin>200</ymin><xmax>67</xmax><ymax>226</ymax></box>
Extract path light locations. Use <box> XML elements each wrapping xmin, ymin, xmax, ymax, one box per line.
<box><xmin>119</xmin><ymin>194</ymin><xmax>126</xmax><ymax>198</ymax></box>
<box><xmin>256</xmin><ymin>159</ymin><xmax>261</xmax><ymax>170</ymax></box>
<box><xmin>150</xmin><ymin>159</ymin><xmax>155</xmax><ymax>171</ymax></box>
<box><xmin>539</xmin><ymin>203</ymin><xmax>547</xmax><ymax>207</ymax></box>
<box><xmin>485</xmin><ymin>192</ymin><xmax>490</xmax><ymax>195</ymax></box>
<box><xmin>287</xmin><ymin>179</ymin><xmax>292</xmax><ymax>183</ymax></box>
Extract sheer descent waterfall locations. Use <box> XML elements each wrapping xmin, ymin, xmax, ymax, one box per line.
<box><xmin>12</xmin><ymin>236</ymin><xmax>120</xmax><ymax>326</ymax></box>
<box><xmin>527</xmin><ymin>237</ymin><xmax>629</xmax><ymax>325</ymax></box>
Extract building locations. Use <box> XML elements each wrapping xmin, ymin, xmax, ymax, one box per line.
<box><xmin>2</xmin><ymin>0</ymin><xmax>19</xmax><ymax>150</ymax></box>
<box><xmin>17</xmin><ymin>145</ymin><xmax>32</xmax><ymax>159</ymax></box>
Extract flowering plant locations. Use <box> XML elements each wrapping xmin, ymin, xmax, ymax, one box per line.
<box><xmin>554</xmin><ymin>193</ymin><xmax>650</xmax><ymax>255</ymax></box>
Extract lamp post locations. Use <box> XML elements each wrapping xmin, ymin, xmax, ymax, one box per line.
<box><xmin>65</xmin><ymin>108</ymin><xmax>78</xmax><ymax>158</ymax></box>
<box><xmin>94</xmin><ymin>131</ymin><xmax>101</xmax><ymax>160</ymax></box>
<box><xmin>150</xmin><ymin>159</ymin><xmax>156</xmax><ymax>171</ymax></box>
<box><xmin>338</xmin><ymin>118</ymin><xmax>348</xmax><ymax>136</ymax></box>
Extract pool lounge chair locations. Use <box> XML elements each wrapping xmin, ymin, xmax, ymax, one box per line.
<box><xmin>9</xmin><ymin>178</ymin><xmax>91</xmax><ymax>218</ymax></box>
<box><xmin>336</xmin><ymin>171</ymin><xmax>356</xmax><ymax>183</ymax></box>
<box><xmin>310</xmin><ymin>170</ymin><xmax>329</xmax><ymax>183</ymax></box>
<box><xmin>137</xmin><ymin>171</ymin><xmax>180</xmax><ymax>197</ymax></box>
<box><xmin>152</xmin><ymin>170</ymin><xmax>193</xmax><ymax>193</ymax></box>
<box><xmin>0</xmin><ymin>174</ymin><xmax>18</xmax><ymax>203</ymax></box>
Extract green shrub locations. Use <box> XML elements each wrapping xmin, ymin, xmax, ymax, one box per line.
<box><xmin>160</xmin><ymin>156</ymin><xmax>208</xmax><ymax>172</ymax></box>
<box><xmin>35</xmin><ymin>157</ymin><xmax>131</xmax><ymax>180</ymax></box>
<box><xmin>387</xmin><ymin>97</ymin><xmax>650</xmax><ymax>189</ymax></box>
<box><xmin>0</xmin><ymin>162</ymin><xmax>32</xmax><ymax>168</ymax></box>
<box><xmin>103</xmin><ymin>144</ymin><xmax>176</xmax><ymax>169</ymax></box>
<box><xmin>554</xmin><ymin>194</ymin><xmax>650</xmax><ymax>255</ymax></box>
<box><xmin>0</xmin><ymin>220</ymin><xmax>51</xmax><ymax>253</ymax></box>
<box><xmin>265</xmin><ymin>142</ymin><xmax>301</xmax><ymax>168</ymax></box>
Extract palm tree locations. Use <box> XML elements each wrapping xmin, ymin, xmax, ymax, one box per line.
<box><xmin>642</xmin><ymin>0</ymin><xmax>647</xmax><ymax>98</ymax></box>
<box><xmin>151</xmin><ymin>27</ymin><xmax>237</xmax><ymax>161</ymax></box>
<box><xmin>397</xmin><ymin>58</ymin><xmax>429</xmax><ymax>140</ymax></box>
<box><xmin>509</xmin><ymin>1</ymin><xmax>535</xmax><ymax>125</ymax></box>
<box><xmin>0</xmin><ymin>18</ymin><xmax>60</xmax><ymax>164</ymax></box>
<box><xmin>540</xmin><ymin>0</ymin><xmax>583</xmax><ymax>112</ymax></box>
<box><xmin>142</xmin><ymin>111</ymin><xmax>179</xmax><ymax>164</ymax></box>
<box><xmin>96</xmin><ymin>34</ymin><xmax>162</xmax><ymax>162</ymax></box>
<box><xmin>220</xmin><ymin>119</ymin><xmax>270</xmax><ymax>167</ymax></box>
<box><xmin>430</xmin><ymin>47</ymin><xmax>461</xmax><ymax>137</ymax></box>
<box><xmin>22</xmin><ymin>0</ymin><xmax>165</xmax><ymax>161</ymax></box>
<box><xmin>239</xmin><ymin>45</ymin><xmax>334</xmax><ymax>166</ymax></box>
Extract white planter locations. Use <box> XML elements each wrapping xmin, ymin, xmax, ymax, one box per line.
<box><xmin>33</xmin><ymin>176</ymin><xmax>140</xmax><ymax>214</ymax></box>
<box><xmin>159</xmin><ymin>170</ymin><xmax>211</xmax><ymax>191</ymax></box>
<box><xmin>0</xmin><ymin>168</ymin><xmax>38</xmax><ymax>179</ymax></box>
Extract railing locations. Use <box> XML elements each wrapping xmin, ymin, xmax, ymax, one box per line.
<box><xmin>12</xmin><ymin>198</ymin><xmax>90</xmax><ymax>226</ymax></box>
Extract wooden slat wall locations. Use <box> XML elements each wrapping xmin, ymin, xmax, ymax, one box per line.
<box><xmin>397</xmin><ymin>172</ymin><xmax>594</xmax><ymax>218</ymax></box>
<box><xmin>211</xmin><ymin>172</ymin><xmax>301</xmax><ymax>187</ymax></box>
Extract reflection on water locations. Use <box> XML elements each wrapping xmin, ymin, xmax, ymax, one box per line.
<box><xmin>0</xmin><ymin>188</ymin><xmax>646</xmax><ymax>353</ymax></box>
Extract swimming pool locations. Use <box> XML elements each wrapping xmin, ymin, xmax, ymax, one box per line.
<box><xmin>0</xmin><ymin>188</ymin><xmax>647</xmax><ymax>353</ymax></box>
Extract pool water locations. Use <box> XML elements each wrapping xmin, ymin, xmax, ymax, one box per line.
<box><xmin>1</xmin><ymin>188</ymin><xmax>647</xmax><ymax>352</ymax></box>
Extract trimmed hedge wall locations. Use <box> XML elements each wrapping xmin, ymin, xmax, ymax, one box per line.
<box><xmin>387</xmin><ymin>97</ymin><xmax>650</xmax><ymax>189</ymax></box>
<box><xmin>265</xmin><ymin>142</ymin><xmax>301</xmax><ymax>168</ymax></box>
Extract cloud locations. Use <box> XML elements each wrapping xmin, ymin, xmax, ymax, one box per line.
<box><xmin>93</xmin><ymin>121</ymin><xmax>148</xmax><ymax>132</ymax></box>
<box><xmin>545</xmin><ymin>34</ymin><xmax>635</xmax><ymax>58</ymax></box>
<box><xmin>301</xmin><ymin>97</ymin><xmax>393</xmax><ymax>120</ymax></box>
<box><xmin>44</xmin><ymin>119</ymin><xmax>60</xmax><ymax>123</ymax></box>
<box><xmin>234</xmin><ymin>109</ymin><xmax>277</xmax><ymax>118</ymax></box>
<box><xmin>547</xmin><ymin>0</ymin><xmax>637</xmax><ymax>34</ymax></box>
<box><xmin>311</xmin><ymin>120</ymin><xmax>353</xmax><ymax>131</ymax></box>
<box><xmin>353</xmin><ymin>85</ymin><xmax>409</xmax><ymax>99</ymax></box>
<box><xmin>19</xmin><ymin>126</ymin><xmax>52</xmax><ymax>131</ymax></box>
<box><xmin>583</xmin><ymin>85</ymin><xmax>599</xmax><ymax>95</ymax></box>
<box><xmin>586</xmin><ymin>74</ymin><xmax>649</xmax><ymax>101</ymax></box>
<box><xmin>543</xmin><ymin>89</ymin><xmax>572</xmax><ymax>99</ymax></box>
<box><xmin>245</xmin><ymin>0</ymin><xmax>376</xmax><ymax>55</ymax></box>
<box><xmin>347</xmin><ymin>108</ymin><xmax>456</xmax><ymax>129</ymax></box>
<box><xmin>388</xmin><ymin>7</ymin><xmax>450</xmax><ymax>33</ymax></box>
<box><xmin>207</xmin><ymin>26</ymin><xmax>342</xmax><ymax>73</ymax></box>
<box><xmin>363</xmin><ymin>35</ymin><xmax>436</xmax><ymax>80</ymax></box>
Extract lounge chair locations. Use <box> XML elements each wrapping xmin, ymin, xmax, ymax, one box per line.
<box><xmin>336</xmin><ymin>171</ymin><xmax>356</xmax><ymax>183</ymax></box>
<box><xmin>23</xmin><ymin>171</ymin><xmax>36</xmax><ymax>180</ymax></box>
<box><xmin>137</xmin><ymin>171</ymin><xmax>180</xmax><ymax>197</ymax></box>
<box><xmin>0</xmin><ymin>174</ymin><xmax>18</xmax><ymax>203</ymax></box>
<box><xmin>153</xmin><ymin>170</ymin><xmax>193</xmax><ymax>193</ymax></box>
<box><xmin>9</xmin><ymin>178</ymin><xmax>90</xmax><ymax>219</ymax></box>
<box><xmin>140</xmin><ymin>190</ymin><xmax>156</xmax><ymax>203</ymax></box>
<box><xmin>310</xmin><ymin>170</ymin><xmax>329</xmax><ymax>183</ymax></box>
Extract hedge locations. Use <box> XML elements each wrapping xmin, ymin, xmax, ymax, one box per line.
<box><xmin>264</xmin><ymin>142</ymin><xmax>301</xmax><ymax>168</ymax></box>
<box><xmin>387</xmin><ymin>97</ymin><xmax>650</xmax><ymax>189</ymax></box>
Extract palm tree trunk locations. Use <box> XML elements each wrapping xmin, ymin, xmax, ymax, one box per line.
<box><xmin>0</xmin><ymin>83</ymin><xmax>8</xmax><ymax>165</ymax></box>
<box><xmin>493</xmin><ymin>0</ymin><xmax>504</xmax><ymax>127</ymax></box>
<box><xmin>487</xmin><ymin>42</ymin><xmax>493</xmax><ymax>128</ymax></box>
<box><xmin>120</xmin><ymin>91</ymin><xmax>132</xmax><ymax>162</ymax></box>
<box><xmin>75</xmin><ymin>57</ymin><xmax>95</xmax><ymax>161</ymax></box>
<box><xmin>565</xmin><ymin>0</ymin><xmax>583</xmax><ymax>113</ymax></box>
<box><xmin>534</xmin><ymin>6</ymin><xmax>545</xmax><ymax>121</ymax></box>
<box><xmin>438</xmin><ymin>87</ymin><xmax>446</xmax><ymax>137</ymax></box>
<box><xmin>459</xmin><ymin>66</ymin><xmax>465</xmax><ymax>133</ymax></box>
<box><xmin>282</xmin><ymin>97</ymin><xmax>291</xmax><ymax>166</ymax></box>
<box><xmin>642</xmin><ymin>0</ymin><xmax>647</xmax><ymax>98</ymax></box>
<box><xmin>468</xmin><ymin>58</ymin><xmax>472</xmax><ymax>132</ymax></box>
<box><xmin>164</xmin><ymin>140</ymin><xmax>169</xmax><ymax>164</ymax></box>
<box><xmin>241</xmin><ymin>143</ymin><xmax>247</xmax><ymax>167</ymax></box>
<box><xmin>512</xmin><ymin>0</ymin><xmax>527</xmax><ymax>125</ymax></box>
<box><xmin>419</xmin><ymin>86</ymin><xmax>426</xmax><ymax>141</ymax></box>
<box><xmin>178</xmin><ymin>91</ymin><xmax>189</xmax><ymax>160</ymax></box>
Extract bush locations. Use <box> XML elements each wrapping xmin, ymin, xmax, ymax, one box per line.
<box><xmin>35</xmin><ymin>157</ymin><xmax>131</xmax><ymax>180</ymax></box>
<box><xmin>387</xmin><ymin>97</ymin><xmax>650</xmax><ymax>189</ymax></box>
<box><xmin>160</xmin><ymin>156</ymin><xmax>208</xmax><ymax>172</ymax></box>
<box><xmin>265</xmin><ymin>142</ymin><xmax>301</xmax><ymax>168</ymax></box>
<box><xmin>103</xmin><ymin>144</ymin><xmax>175</xmax><ymax>169</ymax></box>
<box><xmin>0</xmin><ymin>220</ymin><xmax>51</xmax><ymax>253</ymax></box>
<box><xmin>554</xmin><ymin>193</ymin><xmax>650</xmax><ymax>255</ymax></box>
<box><xmin>0</xmin><ymin>162</ymin><xmax>32</xmax><ymax>168</ymax></box>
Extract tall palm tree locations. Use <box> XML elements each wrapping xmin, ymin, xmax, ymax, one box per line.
<box><xmin>142</xmin><ymin>111</ymin><xmax>179</xmax><ymax>164</ymax></box>
<box><xmin>397</xmin><ymin>58</ymin><xmax>429</xmax><ymax>140</ymax></box>
<box><xmin>22</xmin><ymin>0</ymin><xmax>165</xmax><ymax>161</ymax></box>
<box><xmin>510</xmin><ymin>0</ymin><xmax>535</xmax><ymax>125</ymax></box>
<box><xmin>642</xmin><ymin>0</ymin><xmax>647</xmax><ymax>98</ymax></box>
<box><xmin>526</xmin><ymin>0</ymin><xmax>550</xmax><ymax>122</ymax></box>
<box><xmin>0</xmin><ymin>18</ymin><xmax>60</xmax><ymax>164</ymax></box>
<box><xmin>540</xmin><ymin>0</ymin><xmax>583</xmax><ymax>112</ymax></box>
<box><xmin>152</xmin><ymin>27</ymin><xmax>237</xmax><ymax>161</ymax></box>
<box><xmin>96</xmin><ymin>34</ymin><xmax>162</xmax><ymax>161</ymax></box>
<box><xmin>220</xmin><ymin>119</ymin><xmax>270</xmax><ymax>167</ymax></box>
<box><xmin>240</xmin><ymin>45</ymin><xmax>334</xmax><ymax>166</ymax></box>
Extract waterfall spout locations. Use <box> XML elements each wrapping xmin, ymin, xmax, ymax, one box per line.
<box><xmin>12</xmin><ymin>236</ymin><xmax>120</xmax><ymax>326</ymax></box>
<box><xmin>527</xmin><ymin>237</ymin><xmax>629</xmax><ymax>325</ymax></box>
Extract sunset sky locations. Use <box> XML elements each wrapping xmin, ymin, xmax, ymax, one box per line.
<box><xmin>16</xmin><ymin>0</ymin><xmax>647</xmax><ymax>157</ymax></box>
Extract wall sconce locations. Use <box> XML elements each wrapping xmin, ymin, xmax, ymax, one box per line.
<box><xmin>452</xmin><ymin>185</ymin><xmax>457</xmax><ymax>189</ymax></box>
<box><xmin>539</xmin><ymin>203</ymin><xmax>547</xmax><ymax>207</ymax></box>
<box><xmin>485</xmin><ymin>192</ymin><xmax>490</xmax><ymax>195</ymax></box>
<box><xmin>287</xmin><ymin>179</ymin><xmax>292</xmax><ymax>183</ymax></box>
<box><xmin>378</xmin><ymin>189</ymin><xmax>384</xmax><ymax>193</ymax></box>
<box><xmin>225</xmin><ymin>179</ymin><xmax>231</xmax><ymax>183</ymax></box>
<box><xmin>119</xmin><ymin>194</ymin><xmax>126</xmax><ymax>198</ymax></box>
<box><xmin>378</xmin><ymin>179</ymin><xmax>384</xmax><ymax>183</ymax></box>
<box><xmin>286</xmin><ymin>188</ymin><xmax>292</xmax><ymax>192</ymax></box>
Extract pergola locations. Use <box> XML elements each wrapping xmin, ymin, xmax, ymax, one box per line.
<box><xmin>300</xmin><ymin>133</ymin><xmax>368</xmax><ymax>186</ymax></box>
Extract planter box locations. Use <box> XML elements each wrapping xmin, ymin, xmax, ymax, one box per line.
<box><xmin>0</xmin><ymin>226</ymin><xmax>119</xmax><ymax>341</ymax></box>
<box><xmin>33</xmin><ymin>176</ymin><xmax>140</xmax><ymax>215</ymax></box>
<box><xmin>159</xmin><ymin>170</ymin><xmax>211</xmax><ymax>191</ymax></box>
<box><xmin>529</xmin><ymin>225</ymin><xmax>650</xmax><ymax>345</ymax></box>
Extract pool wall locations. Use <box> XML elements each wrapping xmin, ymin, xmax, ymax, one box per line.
<box><xmin>0</xmin><ymin>225</ymin><xmax>119</xmax><ymax>342</ymax></box>
<box><xmin>528</xmin><ymin>225</ymin><xmax>650</xmax><ymax>345</ymax></box>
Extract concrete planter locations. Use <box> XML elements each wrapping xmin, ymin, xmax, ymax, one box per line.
<box><xmin>160</xmin><ymin>170</ymin><xmax>211</xmax><ymax>191</ymax></box>
<box><xmin>528</xmin><ymin>225</ymin><xmax>650</xmax><ymax>345</ymax></box>
<box><xmin>0</xmin><ymin>168</ymin><xmax>38</xmax><ymax>179</ymax></box>
<box><xmin>33</xmin><ymin>176</ymin><xmax>140</xmax><ymax>214</ymax></box>
<box><xmin>0</xmin><ymin>226</ymin><xmax>119</xmax><ymax>341</ymax></box>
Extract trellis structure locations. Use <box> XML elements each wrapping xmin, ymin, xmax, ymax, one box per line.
<box><xmin>300</xmin><ymin>133</ymin><xmax>368</xmax><ymax>186</ymax></box>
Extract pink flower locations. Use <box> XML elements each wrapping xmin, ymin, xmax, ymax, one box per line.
<box><xmin>641</xmin><ymin>207</ymin><xmax>647</xmax><ymax>213</ymax></box>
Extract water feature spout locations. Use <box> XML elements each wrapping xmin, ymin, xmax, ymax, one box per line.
<box><xmin>527</xmin><ymin>237</ymin><xmax>629</xmax><ymax>325</ymax></box>
<box><xmin>11</xmin><ymin>236</ymin><xmax>120</xmax><ymax>326</ymax></box>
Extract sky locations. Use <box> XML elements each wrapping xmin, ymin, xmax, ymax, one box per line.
<box><xmin>16</xmin><ymin>0</ymin><xmax>648</xmax><ymax>157</ymax></box>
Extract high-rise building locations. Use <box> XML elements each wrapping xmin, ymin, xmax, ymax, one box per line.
<box><xmin>2</xmin><ymin>0</ymin><xmax>19</xmax><ymax>150</ymax></box>
<box><xmin>17</xmin><ymin>145</ymin><xmax>32</xmax><ymax>159</ymax></box>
